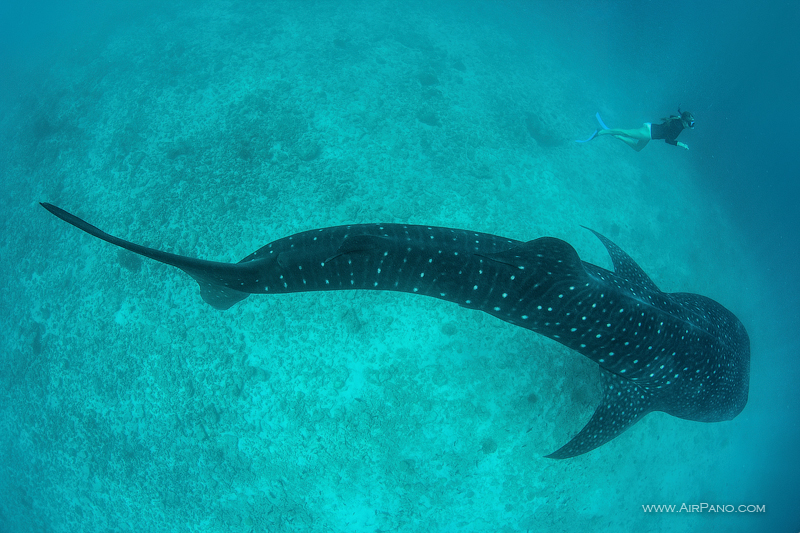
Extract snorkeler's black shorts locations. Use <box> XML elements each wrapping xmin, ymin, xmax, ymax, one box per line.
<box><xmin>649</xmin><ymin>119</ymin><xmax>683</xmax><ymax>142</ymax></box>
<box><xmin>650</xmin><ymin>122</ymin><xmax>669</xmax><ymax>140</ymax></box>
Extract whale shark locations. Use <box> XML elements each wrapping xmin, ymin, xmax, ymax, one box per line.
<box><xmin>40</xmin><ymin>203</ymin><xmax>750</xmax><ymax>458</ymax></box>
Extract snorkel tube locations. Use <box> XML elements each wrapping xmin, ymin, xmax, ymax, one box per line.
<box><xmin>678</xmin><ymin>105</ymin><xmax>695</xmax><ymax>129</ymax></box>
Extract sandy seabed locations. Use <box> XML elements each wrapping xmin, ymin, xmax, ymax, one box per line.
<box><xmin>0</xmin><ymin>2</ymin><xmax>766</xmax><ymax>532</ymax></box>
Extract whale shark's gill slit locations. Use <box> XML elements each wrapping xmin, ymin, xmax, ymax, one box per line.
<box><xmin>41</xmin><ymin>203</ymin><xmax>750</xmax><ymax>459</ymax></box>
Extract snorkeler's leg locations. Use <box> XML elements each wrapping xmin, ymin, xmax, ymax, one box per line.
<box><xmin>596</xmin><ymin>125</ymin><xmax>650</xmax><ymax>141</ymax></box>
<box><xmin>607</xmin><ymin>135</ymin><xmax>648</xmax><ymax>150</ymax></box>
<box><xmin>597</xmin><ymin>124</ymin><xmax>651</xmax><ymax>150</ymax></box>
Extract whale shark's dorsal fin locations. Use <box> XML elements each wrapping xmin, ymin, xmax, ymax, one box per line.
<box><xmin>583</xmin><ymin>227</ymin><xmax>661</xmax><ymax>293</ymax></box>
<box><xmin>194</xmin><ymin>279</ymin><xmax>251</xmax><ymax>310</ymax></box>
<box><xmin>476</xmin><ymin>237</ymin><xmax>586</xmax><ymax>274</ymax></box>
<box><xmin>546</xmin><ymin>369</ymin><xmax>653</xmax><ymax>459</ymax></box>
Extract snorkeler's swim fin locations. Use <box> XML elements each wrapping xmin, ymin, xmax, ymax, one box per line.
<box><xmin>576</xmin><ymin>112</ymin><xmax>611</xmax><ymax>142</ymax></box>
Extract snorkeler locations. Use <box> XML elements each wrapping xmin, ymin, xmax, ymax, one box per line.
<box><xmin>578</xmin><ymin>109</ymin><xmax>695</xmax><ymax>152</ymax></box>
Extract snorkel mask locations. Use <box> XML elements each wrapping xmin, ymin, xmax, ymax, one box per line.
<box><xmin>678</xmin><ymin>107</ymin><xmax>695</xmax><ymax>129</ymax></box>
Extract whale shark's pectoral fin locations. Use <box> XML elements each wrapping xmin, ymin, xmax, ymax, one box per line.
<box><xmin>583</xmin><ymin>227</ymin><xmax>661</xmax><ymax>293</ymax></box>
<box><xmin>546</xmin><ymin>369</ymin><xmax>653</xmax><ymax>459</ymax></box>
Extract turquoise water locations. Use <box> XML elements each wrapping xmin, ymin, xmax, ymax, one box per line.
<box><xmin>1</xmin><ymin>1</ymin><xmax>797</xmax><ymax>532</ymax></box>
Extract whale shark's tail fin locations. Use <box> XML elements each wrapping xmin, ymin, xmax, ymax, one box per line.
<box><xmin>40</xmin><ymin>203</ymin><xmax>252</xmax><ymax>310</ymax></box>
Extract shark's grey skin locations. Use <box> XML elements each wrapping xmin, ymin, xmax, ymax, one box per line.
<box><xmin>41</xmin><ymin>203</ymin><xmax>750</xmax><ymax>458</ymax></box>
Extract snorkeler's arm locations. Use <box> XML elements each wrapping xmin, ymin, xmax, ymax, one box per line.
<box><xmin>665</xmin><ymin>139</ymin><xmax>688</xmax><ymax>149</ymax></box>
<box><xmin>664</xmin><ymin>118</ymin><xmax>688</xmax><ymax>148</ymax></box>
